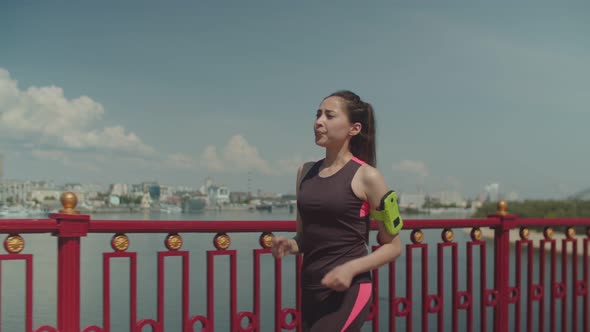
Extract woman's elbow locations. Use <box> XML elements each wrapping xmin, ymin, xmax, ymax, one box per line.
<box><xmin>378</xmin><ymin>231</ymin><xmax>403</xmax><ymax>261</ymax></box>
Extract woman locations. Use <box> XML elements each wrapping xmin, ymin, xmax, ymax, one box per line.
<box><xmin>271</xmin><ymin>90</ymin><xmax>403</xmax><ymax>331</ymax></box>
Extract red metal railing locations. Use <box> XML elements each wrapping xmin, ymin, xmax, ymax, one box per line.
<box><xmin>0</xmin><ymin>197</ymin><xmax>588</xmax><ymax>332</ymax></box>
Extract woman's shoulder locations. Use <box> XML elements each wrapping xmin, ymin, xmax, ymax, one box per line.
<box><xmin>298</xmin><ymin>160</ymin><xmax>320</xmax><ymax>174</ymax></box>
<box><xmin>296</xmin><ymin>160</ymin><xmax>321</xmax><ymax>181</ymax></box>
<box><xmin>357</xmin><ymin>163</ymin><xmax>385</xmax><ymax>186</ymax></box>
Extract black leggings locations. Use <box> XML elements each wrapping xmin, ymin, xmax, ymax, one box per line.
<box><xmin>301</xmin><ymin>283</ymin><xmax>372</xmax><ymax>332</ymax></box>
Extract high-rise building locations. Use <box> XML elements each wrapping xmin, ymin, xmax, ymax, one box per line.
<box><xmin>483</xmin><ymin>183</ymin><xmax>500</xmax><ymax>202</ymax></box>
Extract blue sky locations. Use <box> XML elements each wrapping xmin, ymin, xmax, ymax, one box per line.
<box><xmin>0</xmin><ymin>1</ymin><xmax>589</xmax><ymax>199</ymax></box>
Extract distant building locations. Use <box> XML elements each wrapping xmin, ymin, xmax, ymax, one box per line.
<box><xmin>230</xmin><ymin>191</ymin><xmax>250</xmax><ymax>204</ymax></box>
<box><xmin>0</xmin><ymin>181</ymin><xmax>33</xmax><ymax>204</ymax></box>
<box><xmin>255</xmin><ymin>189</ymin><xmax>281</xmax><ymax>199</ymax></box>
<box><xmin>483</xmin><ymin>183</ymin><xmax>500</xmax><ymax>202</ymax></box>
<box><xmin>159</xmin><ymin>185</ymin><xmax>173</xmax><ymax>201</ymax></box>
<box><xmin>199</xmin><ymin>177</ymin><xmax>214</xmax><ymax>195</ymax></box>
<box><xmin>208</xmin><ymin>185</ymin><xmax>230</xmax><ymax>206</ymax></box>
<box><xmin>399</xmin><ymin>193</ymin><xmax>425</xmax><ymax>209</ymax></box>
<box><xmin>64</xmin><ymin>183</ymin><xmax>83</xmax><ymax>192</ymax></box>
<box><xmin>110</xmin><ymin>183</ymin><xmax>129</xmax><ymax>196</ymax></box>
<box><xmin>29</xmin><ymin>189</ymin><xmax>62</xmax><ymax>202</ymax></box>
<box><xmin>109</xmin><ymin>195</ymin><xmax>121</xmax><ymax>206</ymax></box>
<box><xmin>432</xmin><ymin>191</ymin><xmax>464</xmax><ymax>206</ymax></box>
<box><xmin>131</xmin><ymin>184</ymin><xmax>144</xmax><ymax>196</ymax></box>
<box><xmin>141</xmin><ymin>182</ymin><xmax>160</xmax><ymax>201</ymax></box>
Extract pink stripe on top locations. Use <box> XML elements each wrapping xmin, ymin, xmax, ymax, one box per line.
<box><xmin>359</xmin><ymin>201</ymin><xmax>370</xmax><ymax>217</ymax></box>
<box><xmin>351</xmin><ymin>156</ymin><xmax>365</xmax><ymax>165</ymax></box>
<box><xmin>341</xmin><ymin>283</ymin><xmax>372</xmax><ymax>331</ymax></box>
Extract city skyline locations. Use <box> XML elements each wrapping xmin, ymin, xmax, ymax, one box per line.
<box><xmin>1</xmin><ymin>1</ymin><xmax>589</xmax><ymax>199</ymax></box>
<box><xmin>0</xmin><ymin>174</ymin><xmax>530</xmax><ymax>204</ymax></box>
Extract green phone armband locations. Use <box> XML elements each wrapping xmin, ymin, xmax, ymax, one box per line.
<box><xmin>370</xmin><ymin>190</ymin><xmax>403</xmax><ymax>235</ymax></box>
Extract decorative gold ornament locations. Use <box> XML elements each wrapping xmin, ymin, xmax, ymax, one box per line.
<box><xmin>543</xmin><ymin>227</ymin><xmax>554</xmax><ymax>240</ymax></box>
<box><xmin>519</xmin><ymin>228</ymin><xmax>530</xmax><ymax>240</ymax></box>
<box><xmin>111</xmin><ymin>234</ymin><xmax>130</xmax><ymax>252</ymax></box>
<box><xmin>4</xmin><ymin>235</ymin><xmax>25</xmax><ymax>254</ymax></box>
<box><xmin>59</xmin><ymin>192</ymin><xmax>80</xmax><ymax>214</ymax></box>
<box><xmin>470</xmin><ymin>228</ymin><xmax>482</xmax><ymax>241</ymax></box>
<box><xmin>496</xmin><ymin>201</ymin><xmax>508</xmax><ymax>216</ymax></box>
<box><xmin>565</xmin><ymin>227</ymin><xmax>575</xmax><ymax>239</ymax></box>
<box><xmin>259</xmin><ymin>232</ymin><xmax>273</xmax><ymax>249</ymax></box>
<box><xmin>213</xmin><ymin>233</ymin><xmax>231</xmax><ymax>250</ymax></box>
<box><xmin>165</xmin><ymin>233</ymin><xmax>183</xmax><ymax>251</ymax></box>
<box><xmin>442</xmin><ymin>229</ymin><xmax>454</xmax><ymax>242</ymax></box>
<box><xmin>411</xmin><ymin>230</ymin><xmax>424</xmax><ymax>244</ymax></box>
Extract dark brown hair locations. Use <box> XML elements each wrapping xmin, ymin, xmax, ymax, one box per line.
<box><xmin>327</xmin><ymin>90</ymin><xmax>376</xmax><ymax>167</ymax></box>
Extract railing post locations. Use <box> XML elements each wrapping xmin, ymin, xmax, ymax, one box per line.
<box><xmin>489</xmin><ymin>200</ymin><xmax>516</xmax><ymax>332</ymax></box>
<box><xmin>49</xmin><ymin>192</ymin><xmax>90</xmax><ymax>332</ymax></box>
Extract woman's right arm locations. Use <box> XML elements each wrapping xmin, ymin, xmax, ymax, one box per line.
<box><xmin>287</xmin><ymin>162</ymin><xmax>308</xmax><ymax>254</ymax></box>
<box><xmin>271</xmin><ymin>162</ymin><xmax>311</xmax><ymax>257</ymax></box>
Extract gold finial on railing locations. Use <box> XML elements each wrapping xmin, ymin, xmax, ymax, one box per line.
<box><xmin>496</xmin><ymin>200</ymin><xmax>508</xmax><ymax>216</ymax></box>
<box><xmin>59</xmin><ymin>192</ymin><xmax>79</xmax><ymax>214</ymax></box>
<box><xmin>4</xmin><ymin>234</ymin><xmax>25</xmax><ymax>254</ymax></box>
<box><xmin>470</xmin><ymin>227</ymin><xmax>482</xmax><ymax>241</ymax></box>
<box><xmin>259</xmin><ymin>232</ymin><xmax>273</xmax><ymax>249</ymax></box>
<box><xmin>213</xmin><ymin>233</ymin><xmax>231</xmax><ymax>250</ymax></box>
<box><xmin>519</xmin><ymin>227</ymin><xmax>530</xmax><ymax>240</ymax></box>
<box><xmin>442</xmin><ymin>229</ymin><xmax>454</xmax><ymax>242</ymax></box>
<box><xmin>411</xmin><ymin>230</ymin><xmax>424</xmax><ymax>244</ymax></box>
<box><xmin>543</xmin><ymin>227</ymin><xmax>554</xmax><ymax>239</ymax></box>
<box><xmin>165</xmin><ymin>233</ymin><xmax>183</xmax><ymax>251</ymax></box>
<box><xmin>565</xmin><ymin>227</ymin><xmax>575</xmax><ymax>239</ymax></box>
<box><xmin>111</xmin><ymin>234</ymin><xmax>130</xmax><ymax>252</ymax></box>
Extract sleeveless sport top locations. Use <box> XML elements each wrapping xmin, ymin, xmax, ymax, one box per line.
<box><xmin>297</xmin><ymin>157</ymin><xmax>372</xmax><ymax>294</ymax></box>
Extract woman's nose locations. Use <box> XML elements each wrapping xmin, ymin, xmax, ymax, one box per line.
<box><xmin>315</xmin><ymin>116</ymin><xmax>324</xmax><ymax>127</ymax></box>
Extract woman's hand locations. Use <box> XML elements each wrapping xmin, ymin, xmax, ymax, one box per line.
<box><xmin>271</xmin><ymin>235</ymin><xmax>293</xmax><ymax>258</ymax></box>
<box><xmin>321</xmin><ymin>263</ymin><xmax>356</xmax><ymax>291</ymax></box>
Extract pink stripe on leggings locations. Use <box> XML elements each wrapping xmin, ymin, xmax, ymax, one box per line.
<box><xmin>341</xmin><ymin>283</ymin><xmax>372</xmax><ymax>331</ymax></box>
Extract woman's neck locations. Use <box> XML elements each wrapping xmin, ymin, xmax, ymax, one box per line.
<box><xmin>323</xmin><ymin>144</ymin><xmax>353</xmax><ymax>168</ymax></box>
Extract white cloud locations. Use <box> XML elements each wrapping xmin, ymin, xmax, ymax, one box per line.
<box><xmin>223</xmin><ymin>135</ymin><xmax>272</xmax><ymax>173</ymax></box>
<box><xmin>0</xmin><ymin>69</ymin><xmax>305</xmax><ymax>179</ymax></box>
<box><xmin>0</xmin><ymin>68</ymin><xmax>154</xmax><ymax>155</ymax></box>
<box><xmin>392</xmin><ymin>160</ymin><xmax>430</xmax><ymax>177</ymax></box>
<box><xmin>277</xmin><ymin>156</ymin><xmax>304</xmax><ymax>176</ymax></box>
<box><xmin>199</xmin><ymin>145</ymin><xmax>226</xmax><ymax>172</ymax></box>
<box><xmin>199</xmin><ymin>135</ymin><xmax>273</xmax><ymax>174</ymax></box>
<box><xmin>62</xmin><ymin>126</ymin><xmax>154</xmax><ymax>155</ymax></box>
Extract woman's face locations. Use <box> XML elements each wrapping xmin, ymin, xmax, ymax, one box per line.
<box><xmin>314</xmin><ymin>96</ymin><xmax>354</xmax><ymax>147</ymax></box>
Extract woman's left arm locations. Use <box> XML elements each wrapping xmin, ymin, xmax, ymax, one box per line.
<box><xmin>321</xmin><ymin>166</ymin><xmax>403</xmax><ymax>291</ymax></box>
<box><xmin>346</xmin><ymin>166</ymin><xmax>402</xmax><ymax>275</ymax></box>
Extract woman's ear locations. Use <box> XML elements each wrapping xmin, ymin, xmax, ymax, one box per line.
<box><xmin>349</xmin><ymin>122</ymin><xmax>362</xmax><ymax>136</ymax></box>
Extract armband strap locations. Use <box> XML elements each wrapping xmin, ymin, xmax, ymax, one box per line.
<box><xmin>370</xmin><ymin>190</ymin><xmax>403</xmax><ymax>235</ymax></box>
